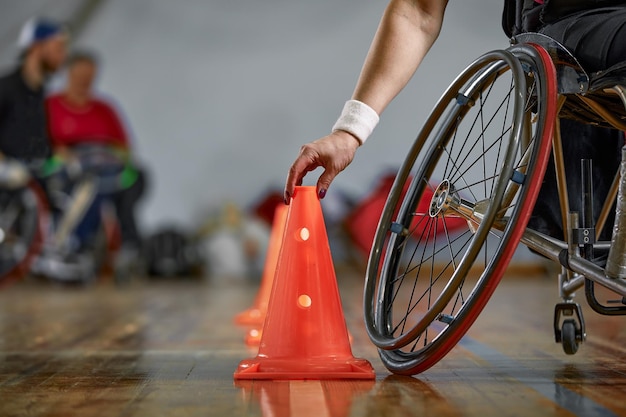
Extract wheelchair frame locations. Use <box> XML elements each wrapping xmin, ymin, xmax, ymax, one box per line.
<box><xmin>0</xmin><ymin>145</ymin><xmax>128</xmax><ymax>285</ymax></box>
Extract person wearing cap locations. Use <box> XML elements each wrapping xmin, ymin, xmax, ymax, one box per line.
<box><xmin>0</xmin><ymin>17</ymin><xmax>68</xmax><ymax>163</ymax></box>
<box><xmin>0</xmin><ymin>17</ymin><xmax>69</xmax><ymax>278</ymax></box>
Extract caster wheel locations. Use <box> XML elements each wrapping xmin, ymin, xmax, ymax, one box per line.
<box><xmin>561</xmin><ymin>319</ymin><xmax>580</xmax><ymax>355</ymax></box>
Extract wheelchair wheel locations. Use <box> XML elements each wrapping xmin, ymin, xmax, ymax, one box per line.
<box><xmin>364</xmin><ymin>44</ymin><xmax>558</xmax><ymax>375</ymax></box>
<box><xmin>0</xmin><ymin>182</ymin><xmax>48</xmax><ymax>285</ymax></box>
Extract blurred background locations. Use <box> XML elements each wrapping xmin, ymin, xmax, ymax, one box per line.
<box><xmin>2</xmin><ymin>0</ymin><xmax>534</xmax><ymax>279</ymax></box>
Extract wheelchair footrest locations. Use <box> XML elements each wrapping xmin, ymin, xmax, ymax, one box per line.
<box><xmin>585</xmin><ymin>279</ymin><xmax>626</xmax><ymax>315</ymax></box>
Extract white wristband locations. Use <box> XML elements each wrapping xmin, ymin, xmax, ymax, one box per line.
<box><xmin>332</xmin><ymin>99</ymin><xmax>379</xmax><ymax>145</ymax></box>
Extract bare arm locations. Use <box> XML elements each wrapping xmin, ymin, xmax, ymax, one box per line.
<box><xmin>284</xmin><ymin>0</ymin><xmax>448</xmax><ymax>203</ymax></box>
<box><xmin>353</xmin><ymin>0</ymin><xmax>448</xmax><ymax>113</ymax></box>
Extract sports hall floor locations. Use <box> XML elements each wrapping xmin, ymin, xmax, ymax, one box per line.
<box><xmin>0</xmin><ymin>265</ymin><xmax>625</xmax><ymax>417</ymax></box>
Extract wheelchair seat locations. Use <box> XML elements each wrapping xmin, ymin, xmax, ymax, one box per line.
<box><xmin>566</xmin><ymin>61</ymin><xmax>626</xmax><ymax>129</ymax></box>
<box><xmin>588</xmin><ymin>61</ymin><xmax>626</xmax><ymax>91</ymax></box>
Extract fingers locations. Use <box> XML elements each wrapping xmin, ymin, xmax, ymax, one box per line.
<box><xmin>284</xmin><ymin>145</ymin><xmax>319</xmax><ymax>205</ymax></box>
<box><xmin>284</xmin><ymin>132</ymin><xmax>358</xmax><ymax>204</ymax></box>
<box><xmin>316</xmin><ymin>168</ymin><xmax>337</xmax><ymax>200</ymax></box>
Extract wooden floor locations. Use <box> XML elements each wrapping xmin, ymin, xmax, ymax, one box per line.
<box><xmin>0</xmin><ymin>267</ymin><xmax>625</xmax><ymax>417</ymax></box>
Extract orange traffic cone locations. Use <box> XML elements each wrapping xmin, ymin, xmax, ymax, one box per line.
<box><xmin>245</xmin><ymin>319</ymin><xmax>355</xmax><ymax>348</ymax></box>
<box><xmin>234</xmin><ymin>186</ymin><xmax>375</xmax><ymax>380</ymax></box>
<box><xmin>234</xmin><ymin>204</ymin><xmax>288</xmax><ymax>326</ymax></box>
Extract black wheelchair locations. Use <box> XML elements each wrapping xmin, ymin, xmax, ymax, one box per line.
<box><xmin>0</xmin><ymin>145</ymin><xmax>131</xmax><ymax>285</ymax></box>
<box><xmin>363</xmin><ymin>33</ymin><xmax>626</xmax><ymax>375</ymax></box>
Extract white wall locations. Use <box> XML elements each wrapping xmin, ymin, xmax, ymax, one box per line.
<box><xmin>66</xmin><ymin>0</ymin><xmax>507</xmax><ymax>231</ymax></box>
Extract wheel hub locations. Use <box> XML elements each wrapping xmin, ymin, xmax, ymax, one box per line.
<box><xmin>429</xmin><ymin>180</ymin><xmax>457</xmax><ymax>217</ymax></box>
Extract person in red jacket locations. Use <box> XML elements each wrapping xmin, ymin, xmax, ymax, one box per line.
<box><xmin>46</xmin><ymin>50</ymin><xmax>131</xmax><ymax>158</ymax></box>
<box><xmin>46</xmin><ymin>50</ymin><xmax>147</xmax><ymax>277</ymax></box>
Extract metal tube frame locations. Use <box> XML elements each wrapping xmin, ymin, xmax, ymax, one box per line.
<box><xmin>520</xmin><ymin>228</ymin><xmax>626</xmax><ymax>298</ymax></box>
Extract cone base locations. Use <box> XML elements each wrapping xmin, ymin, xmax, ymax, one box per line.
<box><xmin>233</xmin><ymin>357</ymin><xmax>375</xmax><ymax>380</ymax></box>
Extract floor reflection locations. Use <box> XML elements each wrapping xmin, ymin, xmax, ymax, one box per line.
<box><xmin>359</xmin><ymin>376</ymin><xmax>461</xmax><ymax>416</ymax></box>
<box><xmin>236</xmin><ymin>379</ymin><xmax>375</xmax><ymax>417</ymax></box>
<box><xmin>235</xmin><ymin>375</ymin><xmax>462</xmax><ymax>417</ymax></box>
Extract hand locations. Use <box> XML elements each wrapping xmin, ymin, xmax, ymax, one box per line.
<box><xmin>284</xmin><ymin>130</ymin><xmax>360</xmax><ymax>204</ymax></box>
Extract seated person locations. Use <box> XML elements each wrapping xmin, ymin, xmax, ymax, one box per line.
<box><xmin>46</xmin><ymin>50</ymin><xmax>147</xmax><ymax>271</ymax></box>
<box><xmin>0</xmin><ymin>18</ymin><xmax>68</xmax><ymax>277</ymax></box>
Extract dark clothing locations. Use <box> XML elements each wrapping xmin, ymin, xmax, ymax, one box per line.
<box><xmin>528</xmin><ymin>120</ymin><xmax>624</xmax><ymax>241</ymax></box>
<box><xmin>0</xmin><ymin>68</ymin><xmax>51</xmax><ymax>161</ymax></box>
<box><xmin>540</xmin><ymin>0</ymin><xmax>626</xmax><ymax>25</ymax></box>
<box><xmin>503</xmin><ymin>0</ymin><xmax>626</xmax><ymax>38</ymax></box>
<box><xmin>111</xmin><ymin>167</ymin><xmax>147</xmax><ymax>247</ymax></box>
<box><xmin>539</xmin><ymin>6</ymin><xmax>626</xmax><ymax>73</ymax></box>
<box><xmin>504</xmin><ymin>1</ymin><xmax>626</xmax><ymax>73</ymax></box>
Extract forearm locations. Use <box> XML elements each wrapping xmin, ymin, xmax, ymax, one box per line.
<box><xmin>284</xmin><ymin>0</ymin><xmax>448</xmax><ymax>200</ymax></box>
<box><xmin>352</xmin><ymin>0</ymin><xmax>448</xmax><ymax>114</ymax></box>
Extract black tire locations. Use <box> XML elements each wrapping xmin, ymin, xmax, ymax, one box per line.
<box><xmin>561</xmin><ymin>319</ymin><xmax>580</xmax><ymax>355</ymax></box>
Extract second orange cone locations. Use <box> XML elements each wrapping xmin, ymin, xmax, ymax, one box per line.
<box><xmin>234</xmin><ymin>204</ymin><xmax>288</xmax><ymax>327</ymax></box>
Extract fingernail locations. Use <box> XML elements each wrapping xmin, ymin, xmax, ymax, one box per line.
<box><xmin>318</xmin><ymin>188</ymin><xmax>327</xmax><ymax>199</ymax></box>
